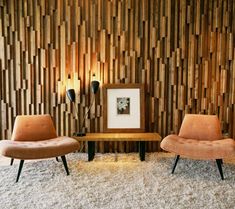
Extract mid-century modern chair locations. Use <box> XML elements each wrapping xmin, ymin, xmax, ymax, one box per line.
<box><xmin>0</xmin><ymin>114</ymin><xmax>80</xmax><ymax>182</ymax></box>
<box><xmin>160</xmin><ymin>114</ymin><xmax>235</xmax><ymax>180</ymax></box>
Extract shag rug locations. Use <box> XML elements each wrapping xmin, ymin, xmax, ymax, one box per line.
<box><xmin>0</xmin><ymin>153</ymin><xmax>235</xmax><ymax>209</ymax></box>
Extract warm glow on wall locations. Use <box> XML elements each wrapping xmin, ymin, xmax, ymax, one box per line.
<box><xmin>67</xmin><ymin>74</ymin><xmax>73</xmax><ymax>90</ymax></box>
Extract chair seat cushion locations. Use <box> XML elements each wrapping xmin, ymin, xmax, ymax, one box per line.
<box><xmin>160</xmin><ymin>134</ymin><xmax>235</xmax><ymax>160</ymax></box>
<box><xmin>0</xmin><ymin>137</ymin><xmax>80</xmax><ymax>160</ymax></box>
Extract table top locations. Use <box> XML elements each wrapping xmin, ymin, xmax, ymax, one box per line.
<box><xmin>73</xmin><ymin>132</ymin><xmax>162</xmax><ymax>142</ymax></box>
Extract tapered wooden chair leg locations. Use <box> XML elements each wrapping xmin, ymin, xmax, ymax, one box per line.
<box><xmin>10</xmin><ymin>158</ymin><xmax>14</xmax><ymax>166</ymax></box>
<box><xmin>61</xmin><ymin>156</ymin><xmax>69</xmax><ymax>175</ymax></box>
<box><xmin>16</xmin><ymin>160</ymin><xmax>24</xmax><ymax>183</ymax></box>
<box><xmin>172</xmin><ymin>155</ymin><xmax>180</xmax><ymax>174</ymax></box>
<box><xmin>216</xmin><ymin>159</ymin><xmax>224</xmax><ymax>180</ymax></box>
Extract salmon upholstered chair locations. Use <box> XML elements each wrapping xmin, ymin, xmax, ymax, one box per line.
<box><xmin>160</xmin><ymin>114</ymin><xmax>235</xmax><ymax>180</ymax></box>
<box><xmin>0</xmin><ymin>114</ymin><xmax>80</xmax><ymax>182</ymax></box>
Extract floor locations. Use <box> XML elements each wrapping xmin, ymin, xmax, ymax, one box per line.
<box><xmin>0</xmin><ymin>152</ymin><xmax>235</xmax><ymax>209</ymax></box>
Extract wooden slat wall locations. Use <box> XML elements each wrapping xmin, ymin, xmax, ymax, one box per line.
<box><xmin>0</xmin><ymin>0</ymin><xmax>234</xmax><ymax>152</ymax></box>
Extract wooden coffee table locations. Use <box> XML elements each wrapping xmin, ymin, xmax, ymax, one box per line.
<box><xmin>73</xmin><ymin>133</ymin><xmax>161</xmax><ymax>161</ymax></box>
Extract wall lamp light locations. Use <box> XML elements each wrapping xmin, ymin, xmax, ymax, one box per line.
<box><xmin>66</xmin><ymin>75</ymin><xmax>100</xmax><ymax>136</ymax></box>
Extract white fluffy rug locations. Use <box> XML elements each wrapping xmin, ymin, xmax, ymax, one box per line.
<box><xmin>0</xmin><ymin>153</ymin><xmax>235</xmax><ymax>209</ymax></box>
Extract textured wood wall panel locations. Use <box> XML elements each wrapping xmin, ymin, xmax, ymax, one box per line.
<box><xmin>0</xmin><ymin>0</ymin><xmax>234</xmax><ymax>152</ymax></box>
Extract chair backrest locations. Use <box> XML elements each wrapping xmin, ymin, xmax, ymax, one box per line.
<box><xmin>178</xmin><ymin>114</ymin><xmax>222</xmax><ymax>141</ymax></box>
<box><xmin>11</xmin><ymin>114</ymin><xmax>57</xmax><ymax>141</ymax></box>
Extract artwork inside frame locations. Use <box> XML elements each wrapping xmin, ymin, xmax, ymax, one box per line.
<box><xmin>116</xmin><ymin>97</ymin><xmax>130</xmax><ymax>115</ymax></box>
<box><xmin>103</xmin><ymin>84</ymin><xmax>145</xmax><ymax>133</ymax></box>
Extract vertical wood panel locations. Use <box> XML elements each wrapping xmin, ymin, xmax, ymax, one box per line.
<box><xmin>0</xmin><ymin>0</ymin><xmax>234</xmax><ymax>152</ymax></box>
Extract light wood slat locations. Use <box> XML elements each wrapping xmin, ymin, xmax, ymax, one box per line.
<box><xmin>0</xmin><ymin>0</ymin><xmax>234</xmax><ymax>152</ymax></box>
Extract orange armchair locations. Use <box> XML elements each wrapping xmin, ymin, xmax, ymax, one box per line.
<box><xmin>160</xmin><ymin>114</ymin><xmax>235</xmax><ymax>180</ymax></box>
<box><xmin>0</xmin><ymin>114</ymin><xmax>80</xmax><ymax>182</ymax></box>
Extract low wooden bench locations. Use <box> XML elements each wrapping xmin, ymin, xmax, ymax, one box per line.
<box><xmin>73</xmin><ymin>133</ymin><xmax>161</xmax><ymax>161</ymax></box>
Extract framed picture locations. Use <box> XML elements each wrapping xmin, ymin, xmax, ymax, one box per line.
<box><xmin>103</xmin><ymin>84</ymin><xmax>145</xmax><ymax>132</ymax></box>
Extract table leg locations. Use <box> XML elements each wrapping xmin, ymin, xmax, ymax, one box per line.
<box><xmin>88</xmin><ymin>141</ymin><xmax>95</xmax><ymax>161</ymax></box>
<box><xmin>114</xmin><ymin>141</ymin><xmax>118</xmax><ymax>162</ymax></box>
<box><xmin>139</xmin><ymin>141</ymin><xmax>146</xmax><ymax>161</ymax></box>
